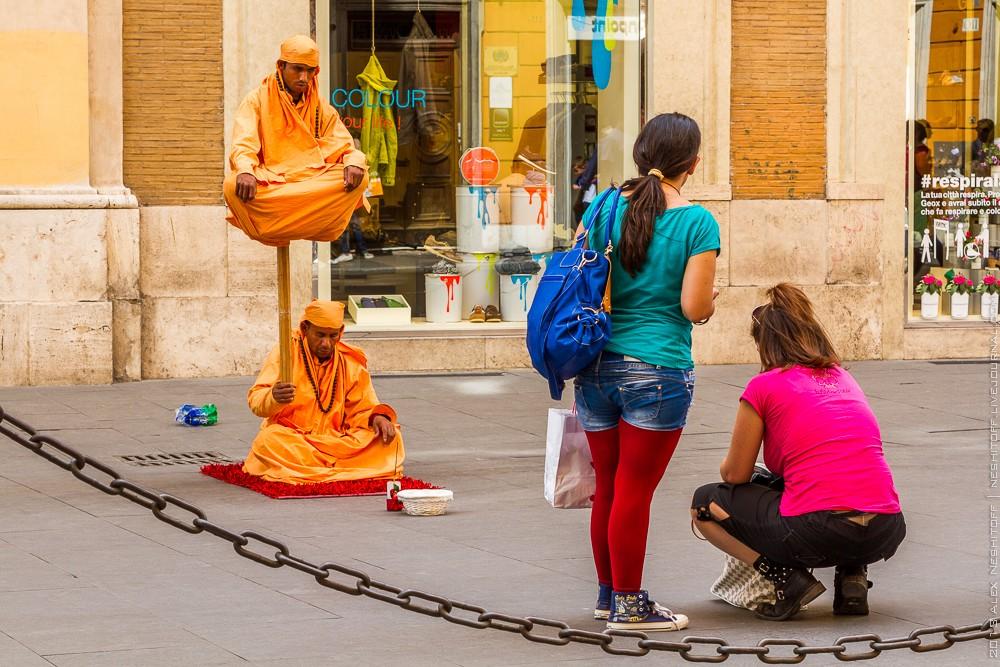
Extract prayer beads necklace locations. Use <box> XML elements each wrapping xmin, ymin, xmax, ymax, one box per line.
<box><xmin>299</xmin><ymin>337</ymin><xmax>337</xmax><ymax>413</ymax></box>
<box><xmin>276</xmin><ymin>68</ymin><xmax>320</xmax><ymax>138</ymax></box>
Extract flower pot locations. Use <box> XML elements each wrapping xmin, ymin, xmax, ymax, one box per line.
<box><xmin>920</xmin><ymin>292</ymin><xmax>939</xmax><ymax>320</ymax></box>
<box><xmin>983</xmin><ymin>291</ymin><xmax>999</xmax><ymax>320</ymax></box>
<box><xmin>950</xmin><ymin>292</ymin><xmax>969</xmax><ymax>319</ymax></box>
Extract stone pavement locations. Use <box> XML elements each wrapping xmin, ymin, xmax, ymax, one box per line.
<box><xmin>0</xmin><ymin>360</ymin><xmax>992</xmax><ymax>666</ymax></box>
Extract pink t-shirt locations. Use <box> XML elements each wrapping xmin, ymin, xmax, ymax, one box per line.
<box><xmin>741</xmin><ymin>365</ymin><xmax>901</xmax><ymax>517</ymax></box>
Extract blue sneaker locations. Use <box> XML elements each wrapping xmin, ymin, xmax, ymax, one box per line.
<box><xmin>607</xmin><ymin>590</ymin><xmax>689</xmax><ymax>632</ymax></box>
<box><xmin>594</xmin><ymin>582</ymin><xmax>612</xmax><ymax>620</ymax></box>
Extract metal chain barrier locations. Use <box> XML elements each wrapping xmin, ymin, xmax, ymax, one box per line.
<box><xmin>1</xmin><ymin>404</ymin><xmax>996</xmax><ymax>662</ymax></box>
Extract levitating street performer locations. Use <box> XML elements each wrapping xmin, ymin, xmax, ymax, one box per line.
<box><xmin>243</xmin><ymin>300</ymin><xmax>404</xmax><ymax>483</ymax></box>
<box><xmin>224</xmin><ymin>35</ymin><xmax>369</xmax><ymax>246</ymax></box>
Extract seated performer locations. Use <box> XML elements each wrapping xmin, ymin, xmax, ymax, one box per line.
<box><xmin>224</xmin><ymin>35</ymin><xmax>369</xmax><ymax>246</ymax></box>
<box><xmin>243</xmin><ymin>300</ymin><xmax>404</xmax><ymax>483</ymax></box>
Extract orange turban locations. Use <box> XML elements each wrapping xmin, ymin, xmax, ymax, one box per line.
<box><xmin>301</xmin><ymin>300</ymin><xmax>345</xmax><ymax>329</ymax></box>
<box><xmin>279</xmin><ymin>35</ymin><xmax>320</xmax><ymax>68</ymax></box>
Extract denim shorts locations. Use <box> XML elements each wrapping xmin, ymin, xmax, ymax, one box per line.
<box><xmin>573</xmin><ymin>351</ymin><xmax>695</xmax><ymax>432</ymax></box>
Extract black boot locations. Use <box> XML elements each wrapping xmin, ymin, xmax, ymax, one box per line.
<box><xmin>833</xmin><ymin>565</ymin><xmax>872</xmax><ymax>616</ymax></box>
<box><xmin>752</xmin><ymin>556</ymin><xmax>826</xmax><ymax>621</ymax></box>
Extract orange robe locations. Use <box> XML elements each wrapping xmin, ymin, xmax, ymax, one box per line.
<box><xmin>243</xmin><ymin>334</ymin><xmax>404</xmax><ymax>483</ymax></box>
<box><xmin>224</xmin><ymin>73</ymin><xmax>370</xmax><ymax>246</ymax></box>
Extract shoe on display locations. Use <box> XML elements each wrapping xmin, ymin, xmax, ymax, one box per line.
<box><xmin>485</xmin><ymin>305</ymin><xmax>502</xmax><ymax>322</ymax></box>
<box><xmin>424</xmin><ymin>235</ymin><xmax>462</xmax><ymax>264</ymax></box>
<box><xmin>430</xmin><ymin>259</ymin><xmax>460</xmax><ymax>275</ymax></box>
<box><xmin>374</xmin><ymin>297</ymin><xmax>389</xmax><ymax>308</ymax></box>
<box><xmin>360</xmin><ymin>297</ymin><xmax>377</xmax><ymax>308</ymax></box>
<box><xmin>495</xmin><ymin>247</ymin><xmax>541</xmax><ymax>275</ymax></box>
<box><xmin>606</xmin><ymin>590</ymin><xmax>688</xmax><ymax>632</ymax></box>
<box><xmin>469</xmin><ymin>305</ymin><xmax>486</xmax><ymax>323</ymax></box>
<box><xmin>332</xmin><ymin>253</ymin><xmax>354</xmax><ymax>264</ymax></box>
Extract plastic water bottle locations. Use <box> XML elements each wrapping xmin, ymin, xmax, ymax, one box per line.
<box><xmin>174</xmin><ymin>404</ymin><xmax>197</xmax><ymax>423</ymax></box>
<box><xmin>174</xmin><ymin>403</ymin><xmax>218</xmax><ymax>426</ymax></box>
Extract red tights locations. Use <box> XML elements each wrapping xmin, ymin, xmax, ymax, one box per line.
<box><xmin>586</xmin><ymin>420</ymin><xmax>681</xmax><ymax>592</ymax></box>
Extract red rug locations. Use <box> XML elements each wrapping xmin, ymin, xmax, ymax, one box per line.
<box><xmin>200</xmin><ymin>462</ymin><xmax>437</xmax><ymax>503</ymax></box>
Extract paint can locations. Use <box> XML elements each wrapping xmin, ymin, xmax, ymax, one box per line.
<box><xmin>499</xmin><ymin>273</ymin><xmax>539</xmax><ymax>322</ymax></box>
<box><xmin>456</xmin><ymin>186</ymin><xmax>500</xmax><ymax>253</ymax></box>
<box><xmin>425</xmin><ymin>273</ymin><xmax>463</xmax><ymax>323</ymax></box>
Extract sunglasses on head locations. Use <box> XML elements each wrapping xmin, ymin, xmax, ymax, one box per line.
<box><xmin>751</xmin><ymin>303</ymin><xmax>767</xmax><ymax>326</ymax></box>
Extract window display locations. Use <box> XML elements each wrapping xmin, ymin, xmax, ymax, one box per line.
<box><xmin>908</xmin><ymin>0</ymin><xmax>1000</xmax><ymax>321</ymax></box>
<box><xmin>315</xmin><ymin>0</ymin><xmax>645</xmax><ymax>327</ymax></box>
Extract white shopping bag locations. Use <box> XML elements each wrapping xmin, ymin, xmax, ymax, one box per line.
<box><xmin>544</xmin><ymin>408</ymin><xmax>596</xmax><ymax>508</ymax></box>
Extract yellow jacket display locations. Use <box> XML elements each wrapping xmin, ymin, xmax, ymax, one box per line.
<box><xmin>356</xmin><ymin>54</ymin><xmax>398</xmax><ymax>186</ymax></box>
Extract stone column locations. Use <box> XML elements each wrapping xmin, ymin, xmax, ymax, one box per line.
<box><xmin>90</xmin><ymin>0</ymin><xmax>141</xmax><ymax>381</ymax></box>
<box><xmin>0</xmin><ymin>1</ymin><xmax>137</xmax><ymax>384</ymax></box>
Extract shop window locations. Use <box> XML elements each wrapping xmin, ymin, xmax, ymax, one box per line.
<box><xmin>909</xmin><ymin>0</ymin><xmax>1000</xmax><ymax>322</ymax></box>
<box><xmin>315</xmin><ymin>0</ymin><xmax>644</xmax><ymax>328</ymax></box>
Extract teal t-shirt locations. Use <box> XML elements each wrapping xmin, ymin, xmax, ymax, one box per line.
<box><xmin>586</xmin><ymin>190</ymin><xmax>721</xmax><ymax>369</ymax></box>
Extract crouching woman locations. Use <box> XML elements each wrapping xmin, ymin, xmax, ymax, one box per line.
<box><xmin>691</xmin><ymin>283</ymin><xmax>906</xmax><ymax>621</ymax></box>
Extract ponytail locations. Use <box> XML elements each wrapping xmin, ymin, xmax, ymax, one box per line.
<box><xmin>618</xmin><ymin>172</ymin><xmax>665</xmax><ymax>276</ymax></box>
<box><xmin>751</xmin><ymin>283</ymin><xmax>841</xmax><ymax>371</ymax></box>
<box><xmin>617</xmin><ymin>112</ymin><xmax>701</xmax><ymax>276</ymax></box>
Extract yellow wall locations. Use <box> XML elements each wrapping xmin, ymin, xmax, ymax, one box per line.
<box><xmin>925</xmin><ymin>0</ymin><xmax>983</xmax><ymax>147</ymax></box>
<box><xmin>0</xmin><ymin>31</ymin><xmax>90</xmax><ymax>187</ymax></box>
<box><xmin>481</xmin><ymin>0</ymin><xmax>549</xmax><ymax>178</ymax></box>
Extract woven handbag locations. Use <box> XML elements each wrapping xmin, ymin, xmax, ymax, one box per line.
<box><xmin>709</xmin><ymin>555</ymin><xmax>776</xmax><ymax>611</ymax></box>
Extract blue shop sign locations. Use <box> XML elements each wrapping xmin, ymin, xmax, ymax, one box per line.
<box><xmin>331</xmin><ymin>88</ymin><xmax>428</xmax><ymax>109</ymax></box>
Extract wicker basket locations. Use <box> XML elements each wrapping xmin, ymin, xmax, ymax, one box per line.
<box><xmin>396</xmin><ymin>489</ymin><xmax>453</xmax><ymax>516</ymax></box>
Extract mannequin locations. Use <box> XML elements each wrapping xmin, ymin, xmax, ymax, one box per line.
<box><xmin>921</xmin><ymin>228</ymin><xmax>933</xmax><ymax>263</ymax></box>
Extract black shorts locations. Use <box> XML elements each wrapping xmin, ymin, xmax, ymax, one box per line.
<box><xmin>692</xmin><ymin>482</ymin><xmax>906</xmax><ymax>569</ymax></box>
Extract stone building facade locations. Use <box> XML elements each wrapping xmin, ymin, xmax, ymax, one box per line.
<box><xmin>0</xmin><ymin>1</ymin><xmax>983</xmax><ymax>386</ymax></box>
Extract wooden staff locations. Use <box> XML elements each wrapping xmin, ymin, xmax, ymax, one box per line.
<box><xmin>277</xmin><ymin>245</ymin><xmax>292</xmax><ymax>382</ymax></box>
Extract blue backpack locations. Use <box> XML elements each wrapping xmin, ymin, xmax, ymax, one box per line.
<box><xmin>527</xmin><ymin>187</ymin><xmax>621</xmax><ymax>400</ymax></box>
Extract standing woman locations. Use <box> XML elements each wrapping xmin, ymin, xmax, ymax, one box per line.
<box><xmin>575</xmin><ymin>112</ymin><xmax>720</xmax><ymax>631</ymax></box>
